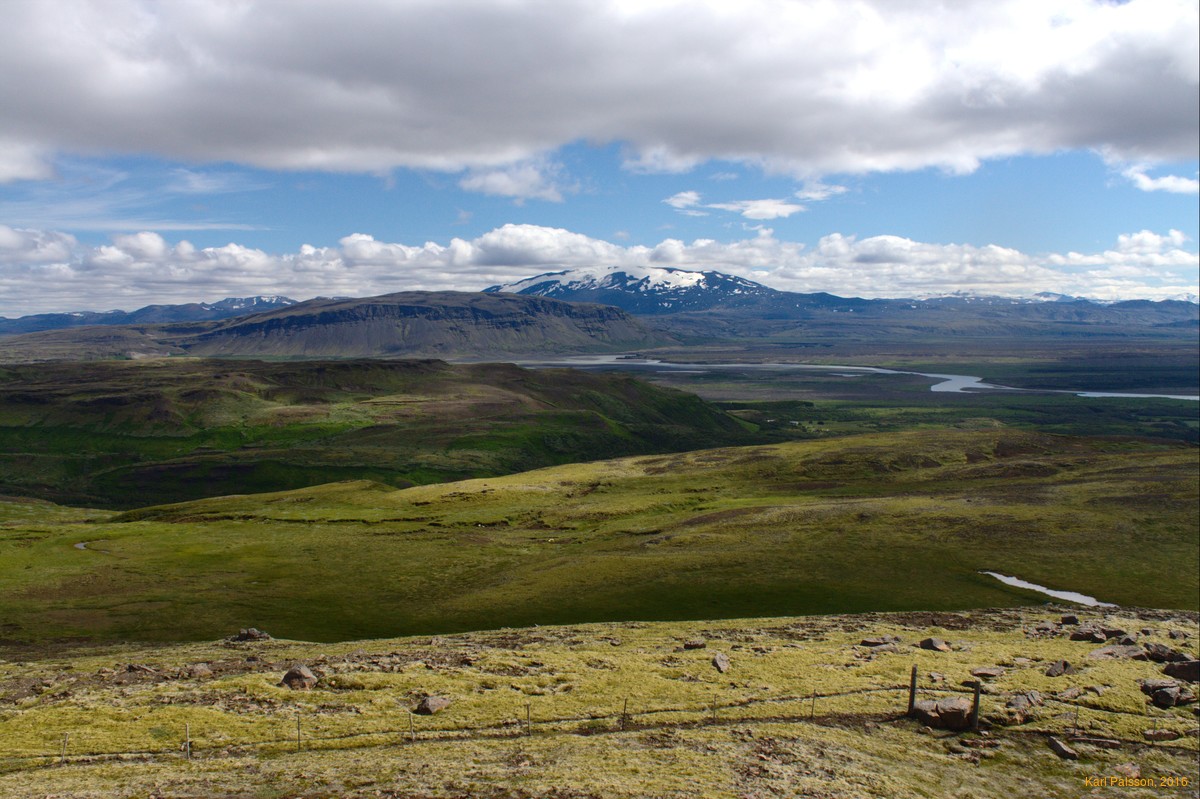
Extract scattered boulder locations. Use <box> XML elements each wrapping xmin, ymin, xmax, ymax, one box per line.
<box><xmin>1168</xmin><ymin>630</ymin><xmax>1191</xmax><ymax>641</ymax></box>
<box><xmin>1056</xmin><ymin>686</ymin><xmax>1086</xmax><ymax>701</ymax></box>
<box><xmin>1099</xmin><ymin>625</ymin><xmax>1128</xmax><ymax>640</ymax></box>
<box><xmin>279</xmin><ymin>664</ymin><xmax>318</xmax><ymax>690</ymax></box>
<box><xmin>911</xmin><ymin>696</ymin><xmax>973</xmax><ymax>731</ymax></box>
<box><xmin>1163</xmin><ymin>660</ymin><xmax>1200</xmax><ymax>682</ymax></box>
<box><xmin>232</xmin><ymin>627</ymin><xmax>272</xmax><ymax>642</ymax></box>
<box><xmin>1086</xmin><ymin>644</ymin><xmax>1144</xmax><ymax>660</ymax></box>
<box><xmin>1070</xmin><ymin>627</ymin><xmax>1107</xmax><ymax>644</ymax></box>
<box><xmin>971</xmin><ymin>666</ymin><xmax>1005</xmax><ymax>680</ymax></box>
<box><xmin>860</xmin><ymin>635</ymin><xmax>901</xmax><ymax>647</ymax></box>
<box><xmin>1144</xmin><ymin>729</ymin><xmax>1181</xmax><ymax>742</ymax></box>
<box><xmin>712</xmin><ymin>653</ymin><xmax>731</xmax><ymax>674</ymax></box>
<box><xmin>918</xmin><ymin>637</ymin><xmax>952</xmax><ymax>652</ymax></box>
<box><xmin>414</xmin><ymin>695</ymin><xmax>452</xmax><ymax>715</ymax></box>
<box><xmin>125</xmin><ymin>663</ymin><xmax>156</xmax><ymax>674</ymax></box>
<box><xmin>1116</xmin><ymin>635</ymin><xmax>1138</xmax><ymax>646</ymax></box>
<box><xmin>1144</xmin><ymin>642</ymin><xmax>1189</xmax><ymax>663</ymax></box>
<box><xmin>682</xmin><ymin>639</ymin><xmax>707</xmax><ymax>650</ymax></box>
<box><xmin>186</xmin><ymin>663</ymin><xmax>213</xmax><ymax>679</ymax></box>
<box><xmin>1139</xmin><ymin>680</ymin><xmax>1183</xmax><ymax>709</ymax></box>
<box><xmin>1006</xmin><ymin>690</ymin><xmax>1042</xmax><ymax>710</ymax></box>
<box><xmin>1044</xmin><ymin>660</ymin><xmax>1075</xmax><ymax>677</ymax></box>
<box><xmin>1060</xmin><ymin>614</ymin><xmax>1079</xmax><ymax>626</ymax></box>
<box><xmin>928</xmin><ymin>672</ymin><xmax>946</xmax><ymax>684</ymax></box>
<box><xmin>1048</xmin><ymin>737</ymin><xmax>1077</xmax><ymax>760</ymax></box>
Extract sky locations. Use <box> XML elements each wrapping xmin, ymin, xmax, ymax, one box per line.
<box><xmin>0</xmin><ymin>0</ymin><xmax>1197</xmax><ymax>317</ymax></box>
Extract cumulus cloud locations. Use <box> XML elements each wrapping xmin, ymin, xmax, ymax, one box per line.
<box><xmin>1122</xmin><ymin>165</ymin><xmax>1200</xmax><ymax>194</ymax></box>
<box><xmin>1</xmin><ymin>223</ymin><xmax>1195</xmax><ymax>316</ymax></box>
<box><xmin>458</xmin><ymin>160</ymin><xmax>570</xmax><ymax>202</ymax></box>
<box><xmin>0</xmin><ymin>0</ymin><xmax>1195</xmax><ymax>182</ymax></box>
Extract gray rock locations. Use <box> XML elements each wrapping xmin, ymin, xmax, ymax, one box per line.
<box><xmin>1006</xmin><ymin>690</ymin><xmax>1043</xmax><ymax>711</ymax></box>
<box><xmin>1060</xmin><ymin>614</ymin><xmax>1079</xmax><ymax>625</ymax></box>
<box><xmin>414</xmin><ymin>695</ymin><xmax>452</xmax><ymax>715</ymax></box>
<box><xmin>918</xmin><ymin>637</ymin><xmax>952</xmax><ymax>652</ymax></box>
<box><xmin>186</xmin><ymin>663</ymin><xmax>213</xmax><ymax>679</ymax></box>
<box><xmin>1048</xmin><ymin>737</ymin><xmax>1077</xmax><ymax>760</ymax></box>
<box><xmin>232</xmin><ymin>627</ymin><xmax>272</xmax><ymax>641</ymax></box>
<box><xmin>1070</xmin><ymin>627</ymin><xmax>1107</xmax><ymax>644</ymax></box>
<box><xmin>682</xmin><ymin>639</ymin><xmax>707</xmax><ymax>650</ymax></box>
<box><xmin>860</xmin><ymin>635</ymin><xmax>901</xmax><ymax>647</ymax></box>
<box><xmin>1086</xmin><ymin>644</ymin><xmax>1144</xmax><ymax>660</ymax></box>
<box><xmin>1143</xmin><ymin>729</ymin><xmax>1181</xmax><ymax>742</ymax></box>
<box><xmin>1169</xmin><ymin>630</ymin><xmax>1191</xmax><ymax>640</ymax></box>
<box><xmin>1162</xmin><ymin>660</ymin><xmax>1200</xmax><ymax>682</ymax></box>
<box><xmin>1143</xmin><ymin>642</ymin><xmax>1189</xmax><ymax>663</ymax></box>
<box><xmin>912</xmin><ymin>696</ymin><xmax>973</xmax><ymax>730</ymax></box>
<box><xmin>1044</xmin><ymin>660</ymin><xmax>1076</xmax><ymax>677</ymax></box>
<box><xmin>712</xmin><ymin>652</ymin><xmax>731</xmax><ymax>673</ymax></box>
<box><xmin>279</xmin><ymin>664</ymin><xmax>318</xmax><ymax>690</ymax></box>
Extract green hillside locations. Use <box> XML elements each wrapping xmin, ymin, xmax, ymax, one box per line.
<box><xmin>2</xmin><ymin>429</ymin><xmax>1194</xmax><ymax>645</ymax></box>
<box><xmin>0</xmin><ymin>358</ymin><xmax>757</xmax><ymax>508</ymax></box>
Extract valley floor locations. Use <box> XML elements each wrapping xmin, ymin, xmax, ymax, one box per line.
<box><xmin>1</xmin><ymin>607</ymin><xmax>1197</xmax><ymax>798</ymax></box>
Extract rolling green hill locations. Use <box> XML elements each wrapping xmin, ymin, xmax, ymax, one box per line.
<box><xmin>2</xmin><ymin>429</ymin><xmax>1194</xmax><ymax>645</ymax></box>
<box><xmin>0</xmin><ymin>358</ymin><xmax>759</xmax><ymax>508</ymax></box>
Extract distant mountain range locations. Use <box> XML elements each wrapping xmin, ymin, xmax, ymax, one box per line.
<box><xmin>0</xmin><ymin>291</ymin><xmax>667</xmax><ymax>362</ymax></box>
<box><xmin>0</xmin><ymin>295</ymin><xmax>297</xmax><ymax>335</ymax></box>
<box><xmin>0</xmin><ymin>267</ymin><xmax>1195</xmax><ymax>362</ymax></box>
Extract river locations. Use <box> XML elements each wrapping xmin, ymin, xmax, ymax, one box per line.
<box><xmin>509</xmin><ymin>355</ymin><xmax>1199</xmax><ymax>401</ymax></box>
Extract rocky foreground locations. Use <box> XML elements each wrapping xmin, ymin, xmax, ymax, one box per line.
<box><xmin>1</xmin><ymin>606</ymin><xmax>1197</xmax><ymax>798</ymax></box>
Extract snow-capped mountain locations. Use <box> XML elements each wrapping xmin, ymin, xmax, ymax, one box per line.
<box><xmin>0</xmin><ymin>296</ymin><xmax>298</xmax><ymax>335</ymax></box>
<box><xmin>485</xmin><ymin>265</ymin><xmax>783</xmax><ymax>314</ymax></box>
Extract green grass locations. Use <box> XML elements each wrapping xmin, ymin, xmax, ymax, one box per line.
<box><xmin>0</xmin><ymin>358</ymin><xmax>760</xmax><ymax>508</ymax></box>
<box><xmin>1</xmin><ymin>429</ymin><xmax>1194</xmax><ymax>644</ymax></box>
<box><xmin>1</xmin><ymin>607</ymin><xmax>1196</xmax><ymax>798</ymax></box>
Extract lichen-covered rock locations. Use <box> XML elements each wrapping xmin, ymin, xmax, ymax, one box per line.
<box><xmin>1162</xmin><ymin>660</ymin><xmax>1200</xmax><ymax>682</ymax></box>
<box><xmin>711</xmin><ymin>652</ymin><xmax>731</xmax><ymax>673</ymax></box>
<box><xmin>279</xmin><ymin>664</ymin><xmax>318</xmax><ymax>690</ymax></box>
<box><xmin>1143</xmin><ymin>643</ymin><xmax>1189</xmax><ymax>663</ymax></box>
<box><xmin>414</xmin><ymin>695</ymin><xmax>452</xmax><ymax>715</ymax></box>
<box><xmin>231</xmin><ymin>627</ymin><xmax>272</xmax><ymax>642</ymax></box>
<box><xmin>912</xmin><ymin>696</ymin><xmax>972</xmax><ymax>730</ymax></box>
<box><xmin>1044</xmin><ymin>660</ymin><xmax>1075</xmax><ymax>677</ymax></box>
<box><xmin>918</xmin><ymin>637</ymin><xmax>951</xmax><ymax>652</ymax></box>
<box><xmin>682</xmin><ymin>639</ymin><xmax>707</xmax><ymax>650</ymax></box>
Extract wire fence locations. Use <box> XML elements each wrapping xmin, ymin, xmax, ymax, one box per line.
<box><xmin>3</xmin><ymin>677</ymin><xmax>1194</xmax><ymax>773</ymax></box>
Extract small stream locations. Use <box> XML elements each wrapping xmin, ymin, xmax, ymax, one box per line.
<box><xmin>981</xmin><ymin>571</ymin><xmax>1116</xmax><ymax>607</ymax></box>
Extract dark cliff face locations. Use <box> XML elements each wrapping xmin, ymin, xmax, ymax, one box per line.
<box><xmin>183</xmin><ymin>291</ymin><xmax>668</xmax><ymax>357</ymax></box>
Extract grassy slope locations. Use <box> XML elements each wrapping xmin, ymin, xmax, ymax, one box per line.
<box><xmin>1</xmin><ymin>429</ymin><xmax>1195</xmax><ymax>644</ymax></box>
<box><xmin>0</xmin><ymin>358</ymin><xmax>758</xmax><ymax>508</ymax></box>
<box><xmin>1</xmin><ymin>608</ymin><xmax>1196</xmax><ymax>798</ymax></box>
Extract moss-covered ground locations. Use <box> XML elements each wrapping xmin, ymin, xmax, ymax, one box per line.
<box><xmin>1</xmin><ymin>608</ymin><xmax>1197</xmax><ymax>798</ymax></box>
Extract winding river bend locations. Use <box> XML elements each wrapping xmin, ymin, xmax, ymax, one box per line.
<box><xmin>512</xmin><ymin>355</ymin><xmax>1199</xmax><ymax>401</ymax></box>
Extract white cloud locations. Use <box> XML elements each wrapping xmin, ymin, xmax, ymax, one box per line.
<box><xmin>1122</xmin><ymin>165</ymin><xmax>1200</xmax><ymax>194</ymax></box>
<box><xmin>0</xmin><ymin>0</ymin><xmax>1195</xmax><ymax>182</ymax></box>
<box><xmin>707</xmin><ymin>199</ymin><xmax>806</xmax><ymax>220</ymax></box>
<box><xmin>663</xmin><ymin>191</ymin><xmax>702</xmax><ymax>209</ymax></box>
<box><xmin>458</xmin><ymin>160</ymin><xmax>569</xmax><ymax>202</ymax></box>
<box><xmin>794</xmin><ymin>181</ymin><xmax>848</xmax><ymax>202</ymax></box>
<box><xmin>1</xmin><ymin>224</ymin><xmax>1195</xmax><ymax>316</ymax></box>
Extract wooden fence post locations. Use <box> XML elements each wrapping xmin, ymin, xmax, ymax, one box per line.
<box><xmin>810</xmin><ymin>690</ymin><xmax>816</xmax><ymax>719</ymax></box>
<box><xmin>409</xmin><ymin>711</ymin><xmax>416</xmax><ymax>742</ymax></box>
<box><xmin>296</xmin><ymin>713</ymin><xmax>302</xmax><ymax>752</ymax></box>
<box><xmin>908</xmin><ymin>665</ymin><xmax>918</xmax><ymax>716</ymax></box>
<box><xmin>970</xmin><ymin>681</ymin><xmax>981</xmax><ymax>731</ymax></box>
<box><xmin>621</xmin><ymin>697</ymin><xmax>628</xmax><ymax>730</ymax></box>
<box><xmin>185</xmin><ymin>723</ymin><xmax>191</xmax><ymax>760</ymax></box>
<box><xmin>525</xmin><ymin>702</ymin><xmax>531</xmax><ymax>736</ymax></box>
<box><xmin>60</xmin><ymin>732</ymin><xmax>69</xmax><ymax>765</ymax></box>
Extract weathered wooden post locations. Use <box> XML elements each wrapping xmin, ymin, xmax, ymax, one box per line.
<box><xmin>60</xmin><ymin>732</ymin><xmax>69</xmax><ymax>765</ymax></box>
<box><xmin>185</xmin><ymin>723</ymin><xmax>191</xmax><ymax>760</ymax></box>
<box><xmin>908</xmin><ymin>665</ymin><xmax>918</xmax><ymax>716</ymax></box>
<box><xmin>810</xmin><ymin>690</ymin><xmax>816</xmax><ymax>719</ymax></box>
<box><xmin>525</xmin><ymin>702</ymin><xmax>531</xmax><ymax>736</ymax></box>
<box><xmin>296</xmin><ymin>713</ymin><xmax>302</xmax><ymax>752</ymax></box>
<box><xmin>621</xmin><ymin>697</ymin><xmax>629</xmax><ymax>730</ymax></box>
<box><xmin>409</xmin><ymin>711</ymin><xmax>416</xmax><ymax>742</ymax></box>
<box><xmin>970</xmin><ymin>681</ymin><xmax>981</xmax><ymax>731</ymax></box>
